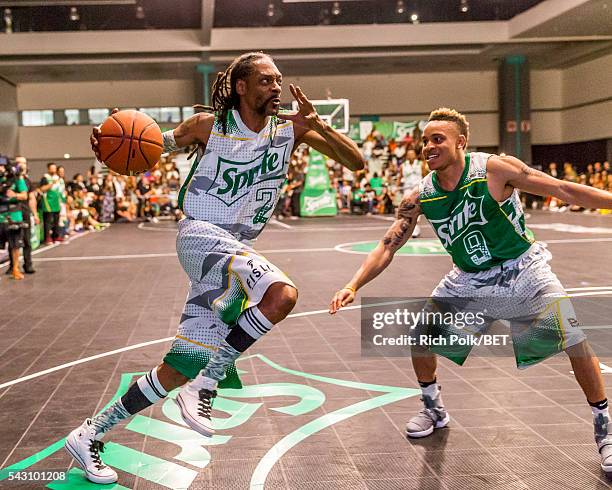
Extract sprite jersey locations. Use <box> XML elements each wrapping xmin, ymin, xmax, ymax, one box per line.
<box><xmin>179</xmin><ymin>109</ymin><xmax>294</xmax><ymax>243</ymax></box>
<box><xmin>419</xmin><ymin>152</ymin><xmax>533</xmax><ymax>272</ymax></box>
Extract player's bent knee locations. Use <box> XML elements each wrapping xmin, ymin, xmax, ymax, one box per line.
<box><xmin>157</xmin><ymin>362</ymin><xmax>189</xmax><ymax>390</ymax></box>
<box><xmin>260</xmin><ymin>283</ymin><xmax>298</xmax><ymax>321</ymax></box>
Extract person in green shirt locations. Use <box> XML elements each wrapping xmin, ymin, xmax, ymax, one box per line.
<box><xmin>330</xmin><ymin>108</ymin><xmax>612</xmax><ymax>472</ymax></box>
<box><xmin>39</xmin><ymin>162</ymin><xmax>65</xmax><ymax>244</ymax></box>
<box><xmin>0</xmin><ymin>158</ymin><xmax>28</xmax><ymax>280</ymax></box>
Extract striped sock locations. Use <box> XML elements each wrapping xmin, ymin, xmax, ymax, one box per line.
<box><xmin>200</xmin><ymin>307</ymin><xmax>274</xmax><ymax>382</ymax></box>
<box><xmin>236</xmin><ymin>306</ymin><xmax>274</xmax><ymax>341</ymax></box>
<box><xmin>90</xmin><ymin>367</ymin><xmax>167</xmax><ymax>438</ymax></box>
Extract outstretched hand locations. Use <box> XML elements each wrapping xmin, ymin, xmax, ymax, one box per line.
<box><xmin>329</xmin><ymin>287</ymin><xmax>356</xmax><ymax>315</ymax></box>
<box><xmin>90</xmin><ymin>107</ymin><xmax>119</xmax><ymax>161</ymax></box>
<box><xmin>280</xmin><ymin>84</ymin><xmax>325</xmax><ymax>132</ymax></box>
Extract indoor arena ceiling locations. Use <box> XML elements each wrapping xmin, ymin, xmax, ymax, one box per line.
<box><xmin>0</xmin><ymin>0</ymin><xmax>610</xmax><ymax>83</ymax></box>
<box><xmin>0</xmin><ymin>0</ymin><xmax>546</xmax><ymax>30</ymax></box>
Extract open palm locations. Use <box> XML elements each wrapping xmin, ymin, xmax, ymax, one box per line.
<box><xmin>281</xmin><ymin>84</ymin><xmax>323</xmax><ymax>131</ymax></box>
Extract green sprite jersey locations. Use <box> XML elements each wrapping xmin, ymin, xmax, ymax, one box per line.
<box><xmin>0</xmin><ymin>177</ymin><xmax>27</xmax><ymax>224</ymax></box>
<box><xmin>419</xmin><ymin>152</ymin><xmax>534</xmax><ymax>272</ymax></box>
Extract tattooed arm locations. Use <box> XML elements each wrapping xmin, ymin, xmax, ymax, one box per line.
<box><xmin>329</xmin><ymin>188</ymin><xmax>422</xmax><ymax>314</ymax></box>
<box><xmin>488</xmin><ymin>155</ymin><xmax>612</xmax><ymax>209</ymax></box>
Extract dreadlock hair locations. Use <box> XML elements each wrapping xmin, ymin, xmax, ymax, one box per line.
<box><xmin>427</xmin><ymin>108</ymin><xmax>470</xmax><ymax>148</ymax></box>
<box><xmin>192</xmin><ymin>104</ymin><xmax>214</xmax><ymax>114</ymax></box>
<box><xmin>211</xmin><ymin>52</ymin><xmax>274</xmax><ymax>134</ymax></box>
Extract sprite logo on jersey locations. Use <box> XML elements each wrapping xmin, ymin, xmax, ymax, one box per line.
<box><xmin>213</xmin><ymin>143</ymin><xmax>288</xmax><ymax>206</ymax></box>
<box><xmin>429</xmin><ymin>189</ymin><xmax>487</xmax><ymax>247</ymax></box>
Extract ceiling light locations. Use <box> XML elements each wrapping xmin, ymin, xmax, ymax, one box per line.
<box><xmin>267</xmin><ymin>2</ymin><xmax>275</xmax><ymax>17</ymax></box>
<box><xmin>319</xmin><ymin>7</ymin><xmax>330</xmax><ymax>25</ymax></box>
<box><xmin>64</xmin><ymin>153</ymin><xmax>71</xmax><ymax>159</ymax></box>
<box><xmin>135</xmin><ymin>5</ymin><xmax>144</xmax><ymax>19</ymax></box>
<box><xmin>3</xmin><ymin>8</ymin><xmax>12</xmax><ymax>33</ymax></box>
<box><xmin>69</xmin><ymin>6</ymin><xmax>79</xmax><ymax>21</ymax></box>
<box><xmin>396</xmin><ymin>0</ymin><xmax>405</xmax><ymax>14</ymax></box>
<box><xmin>410</xmin><ymin>12</ymin><xmax>419</xmax><ymax>23</ymax></box>
<box><xmin>460</xmin><ymin>0</ymin><xmax>469</xmax><ymax>13</ymax></box>
<box><xmin>331</xmin><ymin>1</ymin><xmax>341</xmax><ymax>16</ymax></box>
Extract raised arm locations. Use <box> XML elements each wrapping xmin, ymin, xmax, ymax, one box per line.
<box><xmin>329</xmin><ymin>188</ymin><xmax>422</xmax><ymax>314</ymax></box>
<box><xmin>284</xmin><ymin>84</ymin><xmax>365</xmax><ymax>171</ymax></box>
<box><xmin>90</xmin><ymin>109</ymin><xmax>214</xmax><ymax>161</ymax></box>
<box><xmin>488</xmin><ymin>155</ymin><xmax>612</xmax><ymax>209</ymax></box>
<box><xmin>165</xmin><ymin>112</ymin><xmax>215</xmax><ymax>150</ymax></box>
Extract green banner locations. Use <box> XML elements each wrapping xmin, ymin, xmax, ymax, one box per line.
<box><xmin>300</xmin><ymin>150</ymin><xmax>337</xmax><ymax>217</ymax></box>
<box><xmin>348</xmin><ymin>122</ymin><xmax>361</xmax><ymax>142</ymax></box>
<box><xmin>392</xmin><ymin>121</ymin><xmax>417</xmax><ymax>140</ymax></box>
<box><xmin>31</xmin><ymin>221</ymin><xmax>40</xmax><ymax>250</ymax></box>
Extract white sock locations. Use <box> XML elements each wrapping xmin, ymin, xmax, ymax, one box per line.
<box><xmin>421</xmin><ymin>383</ymin><xmax>440</xmax><ymax>400</ymax></box>
<box><xmin>592</xmin><ymin>406</ymin><xmax>610</xmax><ymax>419</ymax></box>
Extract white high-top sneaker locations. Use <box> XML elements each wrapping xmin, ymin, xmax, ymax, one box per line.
<box><xmin>64</xmin><ymin>419</ymin><xmax>118</xmax><ymax>484</ymax></box>
<box><xmin>594</xmin><ymin>413</ymin><xmax>612</xmax><ymax>472</ymax></box>
<box><xmin>175</xmin><ymin>375</ymin><xmax>217</xmax><ymax>437</ymax></box>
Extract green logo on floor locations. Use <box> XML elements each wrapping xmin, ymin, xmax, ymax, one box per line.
<box><xmin>0</xmin><ymin>355</ymin><xmax>418</xmax><ymax>489</ymax></box>
<box><xmin>348</xmin><ymin>239</ymin><xmax>448</xmax><ymax>256</ymax></box>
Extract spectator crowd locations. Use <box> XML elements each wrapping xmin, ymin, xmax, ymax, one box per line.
<box><xmin>276</xmin><ymin>129</ymin><xmax>612</xmax><ymax>218</ymax></box>
<box><xmin>2</xmin><ymin>130</ymin><xmax>611</xmax><ymax>281</ymax></box>
<box><xmin>1</xmin><ymin>156</ymin><xmax>181</xmax><ymax>280</ymax></box>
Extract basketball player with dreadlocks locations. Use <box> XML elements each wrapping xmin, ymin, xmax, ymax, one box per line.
<box><xmin>64</xmin><ymin>52</ymin><xmax>364</xmax><ymax>484</ymax></box>
<box><xmin>330</xmin><ymin>108</ymin><xmax>612</xmax><ymax>473</ymax></box>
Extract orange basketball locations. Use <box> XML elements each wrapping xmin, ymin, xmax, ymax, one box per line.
<box><xmin>98</xmin><ymin>110</ymin><xmax>163</xmax><ymax>175</ymax></box>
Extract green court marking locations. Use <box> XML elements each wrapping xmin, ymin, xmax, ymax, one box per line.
<box><xmin>0</xmin><ymin>438</ymin><xmax>66</xmax><ymax>480</ymax></box>
<box><xmin>244</xmin><ymin>354</ymin><xmax>420</xmax><ymax>489</ymax></box>
<box><xmin>250</xmin><ymin>390</ymin><xmax>414</xmax><ymax>489</ymax></box>
<box><xmin>3</xmin><ymin>358</ymin><xmax>419</xmax><ymax>490</ymax></box>
<box><xmin>47</xmin><ymin>468</ymin><xmax>130</xmax><ymax>489</ymax></box>
<box><xmin>127</xmin><ymin>415</ymin><xmax>231</xmax><ymax>468</ymax></box>
<box><xmin>348</xmin><ymin>239</ymin><xmax>448</xmax><ymax>256</ymax></box>
<box><xmin>218</xmin><ymin>382</ymin><xmax>326</xmax><ymax>416</ymax></box>
<box><xmin>102</xmin><ymin>442</ymin><xmax>198</xmax><ymax>489</ymax></box>
<box><xmin>0</xmin><ymin>372</ymin><xmax>141</xmax><ymax>483</ymax></box>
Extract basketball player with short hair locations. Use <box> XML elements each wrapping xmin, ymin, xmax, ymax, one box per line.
<box><xmin>65</xmin><ymin>52</ymin><xmax>364</xmax><ymax>484</ymax></box>
<box><xmin>330</xmin><ymin>108</ymin><xmax>612</xmax><ymax>472</ymax></box>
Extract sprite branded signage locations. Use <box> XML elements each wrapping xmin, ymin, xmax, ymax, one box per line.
<box><xmin>0</xmin><ymin>355</ymin><xmax>418</xmax><ymax>489</ymax></box>
<box><xmin>300</xmin><ymin>150</ymin><xmax>337</xmax><ymax>217</ymax></box>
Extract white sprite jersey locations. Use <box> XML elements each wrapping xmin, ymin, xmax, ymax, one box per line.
<box><xmin>179</xmin><ymin>110</ymin><xmax>294</xmax><ymax>243</ymax></box>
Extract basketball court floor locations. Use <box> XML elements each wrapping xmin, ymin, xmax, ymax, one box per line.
<box><xmin>1</xmin><ymin>211</ymin><xmax>612</xmax><ymax>489</ymax></box>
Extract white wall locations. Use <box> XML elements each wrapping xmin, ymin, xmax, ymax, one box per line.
<box><xmin>561</xmin><ymin>53</ymin><xmax>612</xmax><ymax>143</ymax></box>
<box><xmin>18</xmin><ymin>79</ymin><xmax>196</xmax><ymax>110</ymax></box>
<box><xmin>0</xmin><ymin>78</ymin><xmax>18</xmax><ymax>156</ymax></box>
<box><xmin>563</xmin><ymin>53</ymin><xmax>612</xmax><ymax>108</ymax></box>
<box><xmin>530</xmin><ymin>69</ymin><xmax>563</xmax><ymax>144</ymax></box>
<box><xmin>18</xmin><ymin>126</ymin><xmax>92</xmax><ymax>161</ymax></box>
<box><xmin>14</xmin><ymin>53</ymin><xmax>612</xmax><ymax>162</ymax></box>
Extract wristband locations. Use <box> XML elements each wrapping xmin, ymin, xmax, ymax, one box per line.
<box><xmin>343</xmin><ymin>285</ymin><xmax>356</xmax><ymax>293</ymax></box>
<box><xmin>162</xmin><ymin>130</ymin><xmax>179</xmax><ymax>152</ymax></box>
